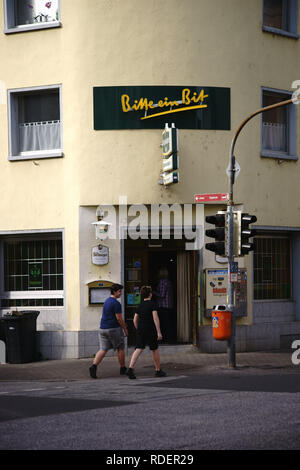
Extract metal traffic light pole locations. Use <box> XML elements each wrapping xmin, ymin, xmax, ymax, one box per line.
<box><xmin>226</xmin><ymin>96</ymin><xmax>296</xmax><ymax>368</ymax></box>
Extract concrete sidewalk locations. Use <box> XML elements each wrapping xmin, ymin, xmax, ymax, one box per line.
<box><xmin>0</xmin><ymin>345</ymin><xmax>297</xmax><ymax>382</ymax></box>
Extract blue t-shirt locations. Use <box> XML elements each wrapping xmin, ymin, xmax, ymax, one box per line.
<box><xmin>100</xmin><ymin>296</ymin><xmax>122</xmax><ymax>329</ymax></box>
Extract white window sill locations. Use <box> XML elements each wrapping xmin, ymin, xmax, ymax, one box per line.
<box><xmin>4</xmin><ymin>21</ymin><xmax>62</xmax><ymax>34</ymax></box>
<box><xmin>9</xmin><ymin>150</ymin><xmax>64</xmax><ymax>161</ymax></box>
<box><xmin>253</xmin><ymin>299</ymin><xmax>293</xmax><ymax>303</ymax></box>
<box><xmin>1</xmin><ymin>291</ymin><xmax>64</xmax><ymax>300</ymax></box>
<box><xmin>262</xmin><ymin>25</ymin><xmax>299</xmax><ymax>39</ymax></box>
<box><xmin>261</xmin><ymin>149</ymin><xmax>298</xmax><ymax>161</ymax></box>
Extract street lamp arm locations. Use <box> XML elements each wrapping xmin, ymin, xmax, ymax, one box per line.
<box><xmin>226</xmin><ymin>96</ymin><xmax>294</xmax><ymax>368</ymax></box>
<box><xmin>228</xmin><ymin>97</ymin><xmax>294</xmax><ymax>203</ymax></box>
<box><xmin>229</xmin><ymin>98</ymin><xmax>293</xmax><ymax>165</ymax></box>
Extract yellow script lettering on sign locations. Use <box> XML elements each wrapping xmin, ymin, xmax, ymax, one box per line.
<box><xmin>182</xmin><ymin>88</ymin><xmax>208</xmax><ymax>105</ymax></box>
<box><xmin>121</xmin><ymin>88</ymin><xmax>208</xmax><ymax>120</ymax></box>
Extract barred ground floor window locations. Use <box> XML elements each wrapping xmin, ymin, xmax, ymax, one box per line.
<box><xmin>0</xmin><ymin>233</ymin><xmax>64</xmax><ymax>308</ymax></box>
<box><xmin>254</xmin><ymin>235</ymin><xmax>291</xmax><ymax>300</ymax></box>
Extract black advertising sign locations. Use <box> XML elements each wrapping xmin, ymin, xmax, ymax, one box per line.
<box><xmin>93</xmin><ymin>86</ymin><xmax>230</xmax><ymax>130</ymax></box>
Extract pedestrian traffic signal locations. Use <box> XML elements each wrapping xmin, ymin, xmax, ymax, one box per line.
<box><xmin>236</xmin><ymin>212</ymin><xmax>257</xmax><ymax>256</ymax></box>
<box><xmin>205</xmin><ymin>211</ymin><xmax>228</xmax><ymax>256</ymax></box>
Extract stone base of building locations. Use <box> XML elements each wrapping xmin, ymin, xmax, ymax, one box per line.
<box><xmin>37</xmin><ymin>330</ymin><xmax>100</xmax><ymax>361</ymax></box>
<box><xmin>36</xmin><ymin>331</ymin><xmax>197</xmax><ymax>360</ymax></box>
<box><xmin>36</xmin><ymin>321</ymin><xmax>300</xmax><ymax>360</ymax></box>
<box><xmin>198</xmin><ymin>321</ymin><xmax>300</xmax><ymax>353</ymax></box>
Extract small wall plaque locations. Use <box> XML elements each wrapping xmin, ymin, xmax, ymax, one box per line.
<box><xmin>92</xmin><ymin>244</ymin><xmax>109</xmax><ymax>266</ymax></box>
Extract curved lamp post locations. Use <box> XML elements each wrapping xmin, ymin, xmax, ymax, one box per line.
<box><xmin>227</xmin><ymin>95</ymin><xmax>299</xmax><ymax>367</ymax></box>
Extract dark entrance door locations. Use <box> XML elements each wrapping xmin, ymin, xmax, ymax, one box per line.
<box><xmin>147</xmin><ymin>250</ymin><xmax>177</xmax><ymax>344</ymax></box>
<box><xmin>124</xmin><ymin>237</ymin><xmax>198</xmax><ymax>347</ymax></box>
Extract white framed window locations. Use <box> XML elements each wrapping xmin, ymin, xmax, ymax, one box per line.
<box><xmin>262</xmin><ymin>0</ymin><xmax>299</xmax><ymax>38</ymax></box>
<box><xmin>261</xmin><ymin>87</ymin><xmax>297</xmax><ymax>160</ymax></box>
<box><xmin>8</xmin><ymin>84</ymin><xmax>63</xmax><ymax>161</ymax></box>
<box><xmin>4</xmin><ymin>0</ymin><xmax>61</xmax><ymax>34</ymax></box>
<box><xmin>0</xmin><ymin>233</ymin><xmax>64</xmax><ymax>308</ymax></box>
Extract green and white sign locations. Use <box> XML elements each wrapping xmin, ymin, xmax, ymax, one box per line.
<box><xmin>29</xmin><ymin>262</ymin><xmax>43</xmax><ymax>289</ymax></box>
<box><xmin>162</xmin><ymin>123</ymin><xmax>178</xmax><ymax>157</ymax></box>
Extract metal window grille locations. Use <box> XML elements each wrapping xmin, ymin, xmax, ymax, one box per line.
<box><xmin>254</xmin><ymin>237</ymin><xmax>291</xmax><ymax>300</ymax></box>
<box><xmin>2</xmin><ymin>238</ymin><xmax>63</xmax><ymax>308</ymax></box>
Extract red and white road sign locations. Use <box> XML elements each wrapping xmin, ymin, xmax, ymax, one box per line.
<box><xmin>194</xmin><ymin>193</ymin><xmax>228</xmax><ymax>203</ymax></box>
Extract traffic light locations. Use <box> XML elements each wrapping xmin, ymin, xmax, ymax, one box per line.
<box><xmin>236</xmin><ymin>212</ymin><xmax>257</xmax><ymax>256</ymax></box>
<box><xmin>205</xmin><ymin>211</ymin><xmax>228</xmax><ymax>256</ymax></box>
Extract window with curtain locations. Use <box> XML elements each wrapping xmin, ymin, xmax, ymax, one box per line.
<box><xmin>261</xmin><ymin>87</ymin><xmax>298</xmax><ymax>161</ymax></box>
<box><xmin>4</xmin><ymin>0</ymin><xmax>61</xmax><ymax>33</ymax></box>
<box><xmin>8</xmin><ymin>86</ymin><xmax>62</xmax><ymax>160</ymax></box>
<box><xmin>262</xmin><ymin>0</ymin><xmax>299</xmax><ymax>37</ymax></box>
<box><xmin>263</xmin><ymin>0</ymin><xmax>288</xmax><ymax>30</ymax></box>
<box><xmin>15</xmin><ymin>0</ymin><xmax>59</xmax><ymax>26</ymax></box>
<box><xmin>262</xmin><ymin>90</ymin><xmax>288</xmax><ymax>153</ymax></box>
<box><xmin>18</xmin><ymin>91</ymin><xmax>60</xmax><ymax>153</ymax></box>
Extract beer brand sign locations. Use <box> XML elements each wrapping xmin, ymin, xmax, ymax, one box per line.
<box><xmin>93</xmin><ymin>86</ymin><xmax>230</xmax><ymax>130</ymax></box>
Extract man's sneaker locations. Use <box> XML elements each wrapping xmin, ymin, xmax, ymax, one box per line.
<box><xmin>155</xmin><ymin>369</ymin><xmax>167</xmax><ymax>377</ymax></box>
<box><xmin>89</xmin><ymin>364</ymin><xmax>97</xmax><ymax>379</ymax></box>
<box><xmin>127</xmin><ymin>368</ymin><xmax>136</xmax><ymax>379</ymax></box>
<box><xmin>120</xmin><ymin>366</ymin><xmax>128</xmax><ymax>375</ymax></box>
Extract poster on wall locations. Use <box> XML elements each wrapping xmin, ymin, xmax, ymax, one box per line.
<box><xmin>205</xmin><ymin>268</ymin><xmax>247</xmax><ymax>317</ymax></box>
<box><xmin>94</xmin><ymin>86</ymin><xmax>230</xmax><ymax>130</ymax></box>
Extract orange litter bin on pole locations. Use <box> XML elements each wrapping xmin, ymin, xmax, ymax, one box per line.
<box><xmin>212</xmin><ymin>305</ymin><xmax>231</xmax><ymax>341</ymax></box>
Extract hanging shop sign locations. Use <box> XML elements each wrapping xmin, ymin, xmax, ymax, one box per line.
<box><xmin>92</xmin><ymin>245</ymin><xmax>109</xmax><ymax>266</ymax></box>
<box><xmin>93</xmin><ymin>86</ymin><xmax>230</xmax><ymax>130</ymax></box>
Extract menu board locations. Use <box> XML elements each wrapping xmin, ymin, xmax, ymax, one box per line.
<box><xmin>89</xmin><ymin>288</ymin><xmax>111</xmax><ymax>304</ymax></box>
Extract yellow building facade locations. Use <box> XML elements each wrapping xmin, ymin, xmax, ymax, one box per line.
<box><xmin>0</xmin><ymin>0</ymin><xmax>300</xmax><ymax>359</ymax></box>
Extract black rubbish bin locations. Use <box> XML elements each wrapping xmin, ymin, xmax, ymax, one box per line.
<box><xmin>0</xmin><ymin>318</ymin><xmax>5</xmax><ymax>343</ymax></box>
<box><xmin>3</xmin><ymin>311</ymin><xmax>40</xmax><ymax>364</ymax></box>
<box><xmin>0</xmin><ymin>318</ymin><xmax>7</xmax><ymax>362</ymax></box>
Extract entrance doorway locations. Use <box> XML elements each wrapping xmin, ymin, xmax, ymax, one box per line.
<box><xmin>148</xmin><ymin>250</ymin><xmax>177</xmax><ymax>344</ymax></box>
<box><xmin>124</xmin><ymin>236</ymin><xmax>197</xmax><ymax>347</ymax></box>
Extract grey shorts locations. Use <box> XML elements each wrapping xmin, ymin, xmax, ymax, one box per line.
<box><xmin>98</xmin><ymin>327</ymin><xmax>125</xmax><ymax>351</ymax></box>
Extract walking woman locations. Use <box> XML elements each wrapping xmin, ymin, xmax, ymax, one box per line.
<box><xmin>127</xmin><ymin>285</ymin><xmax>167</xmax><ymax>379</ymax></box>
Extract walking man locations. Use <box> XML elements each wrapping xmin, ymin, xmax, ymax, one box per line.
<box><xmin>89</xmin><ymin>283</ymin><xmax>128</xmax><ymax>379</ymax></box>
<box><xmin>127</xmin><ymin>285</ymin><xmax>167</xmax><ymax>379</ymax></box>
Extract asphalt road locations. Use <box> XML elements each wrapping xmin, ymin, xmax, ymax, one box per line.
<box><xmin>0</xmin><ymin>370</ymin><xmax>300</xmax><ymax>451</ymax></box>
